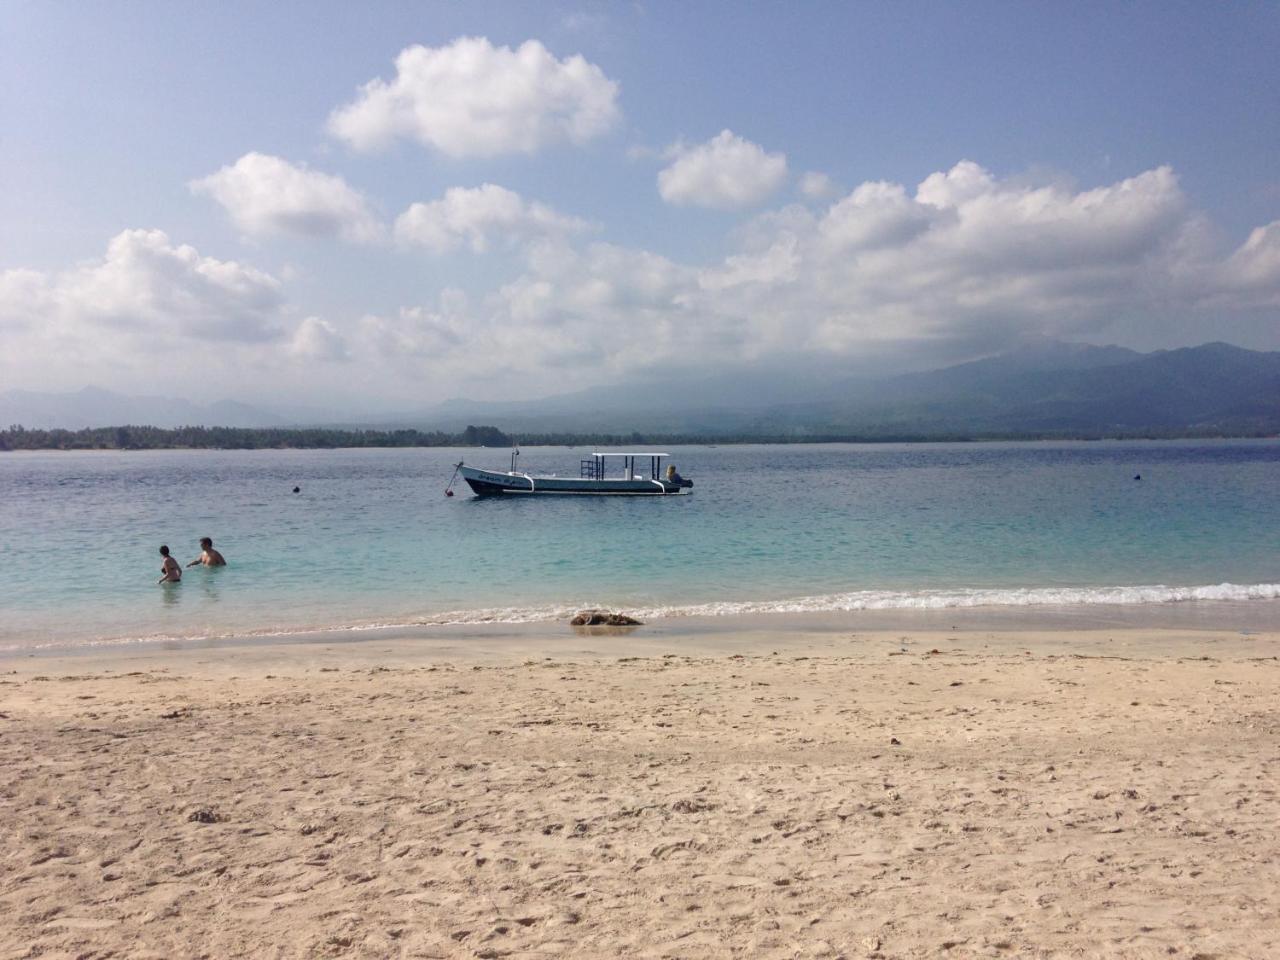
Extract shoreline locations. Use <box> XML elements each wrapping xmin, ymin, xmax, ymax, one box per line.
<box><xmin>6</xmin><ymin>598</ymin><xmax>1280</xmax><ymax>665</ymax></box>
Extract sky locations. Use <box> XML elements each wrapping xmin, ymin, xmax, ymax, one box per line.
<box><xmin>2</xmin><ymin>0</ymin><xmax>1279</xmax><ymax>412</ymax></box>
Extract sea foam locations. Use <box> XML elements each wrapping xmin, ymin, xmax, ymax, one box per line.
<box><xmin>421</xmin><ymin>581</ymin><xmax>1280</xmax><ymax>624</ymax></box>
<box><xmin>6</xmin><ymin>581</ymin><xmax>1277</xmax><ymax>654</ymax></box>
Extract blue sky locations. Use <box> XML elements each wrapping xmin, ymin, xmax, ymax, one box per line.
<box><xmin>3</xmin><ymin>1</ymin><xmax>1278</xmax><ymax>410</ymax></box>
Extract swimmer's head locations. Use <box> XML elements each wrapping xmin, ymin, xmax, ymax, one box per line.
<box><xmin>160</xmin><ymin>545</ymin><xmax>170</xmax><ymax>556</ymax></box>
<box><xmin>200</xmin><ymin>537</ymin><xmax>213</xmax><ymax>548</ymax></box>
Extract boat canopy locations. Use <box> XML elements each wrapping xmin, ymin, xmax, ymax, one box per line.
<box><xmin>581</xmin><ymin>451</ymin><xmax>674</xmax><ymax>481</ymax></box>
<box><xmin>589</xmin><ymin>452</ymin><xmax>669</xmax><ymax>458</ymax></box>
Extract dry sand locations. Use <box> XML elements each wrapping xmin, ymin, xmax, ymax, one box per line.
<box><xmin>2</xmin><ymin>625</ymin><xmax>1278</xmax><ymax>959</ymax></box>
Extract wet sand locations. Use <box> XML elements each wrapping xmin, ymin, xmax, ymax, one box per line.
<box><xmin>2</xmin><ymin>623</ymin><xmax>1278</xmax><ymax>958</ymax></box>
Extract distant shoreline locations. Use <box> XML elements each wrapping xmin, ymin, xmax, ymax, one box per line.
<box><xmin>3</xmin><ymin>424</ymin><xmax>1277</xmax><ymax>451</ymax></box>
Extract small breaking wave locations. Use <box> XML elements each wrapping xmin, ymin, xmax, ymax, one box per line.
<box><xmin>5</xmin><ymin>581</ymin><xmax>1277</xmax><ymax>654</ymax></box>
<box><xmin>419</xmin><ymin>581</ymin><xmax>1280</xmax><ymax>624</ymax></box>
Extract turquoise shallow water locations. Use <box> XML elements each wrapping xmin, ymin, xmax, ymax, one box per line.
<box><xmin>1</xmin><ymin>440</ymin><xmax>1277</xmax><ymax>650</ymax></box>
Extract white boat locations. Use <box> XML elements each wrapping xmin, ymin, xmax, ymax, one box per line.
<box><xmin>451</xmin><ymin>451</ymin><xmax>693</xmax><ymax>496</ymax></box>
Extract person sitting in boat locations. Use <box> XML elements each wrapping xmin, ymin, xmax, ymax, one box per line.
<box><xmin>666</xmin><ymin>464</ymin><xmax>684</xmax><ymax>484</ymax></box>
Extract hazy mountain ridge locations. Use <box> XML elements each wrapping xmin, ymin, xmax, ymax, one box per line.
<box><xmin>0</xmin><ymin>386</ymin><xmax>285</xmax><ymax>430</ymax></box>
<box><xmin>416</xmin><ymin>341</ymin><xmax>1280</xmax><ymax>437</ymax></box>
<box><xmin>4</xmin><ymin>341</ymin><xmax>1278</xmax><ymax>437</ymax></box>
<box><xmin>742</xmin><ymin>342</ymin><xmax>1280</xmax><ymax>436</ymax></box>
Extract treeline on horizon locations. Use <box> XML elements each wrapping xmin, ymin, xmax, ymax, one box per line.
<box><xmin>0</xmin><ymin>423</ymin><xmax>515</xmax><ymax>451</ymax></box>
<box><xmin>1</xmin><ymin>422</ymin><xmax>1273</xmax><ymax>451</ymax></box>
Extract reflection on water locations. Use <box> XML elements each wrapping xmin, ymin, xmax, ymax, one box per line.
<box><xmin>193</xmin><ymin>568</ymin><xmax>225</xmax><ymax>603</ymax></box>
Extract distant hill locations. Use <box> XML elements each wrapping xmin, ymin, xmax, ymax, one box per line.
<box><xmin>798</xmin><ymin>341</ymin><xmax>1280</xmax><ymax>436</ymax></box>
<box><xmin>5</xmin><ymin>341</ymin><xmax>1279</xmax><ymax>438</ymax></box>
<box><xmin>0</xmin><ymin>386</ymin><xmax>285</xmax><ymax>430</ymax></box>
<box><xmin>406</xmin><ymin>341</ymin><xmax>1280</xmax><ymax>437</ymax></box>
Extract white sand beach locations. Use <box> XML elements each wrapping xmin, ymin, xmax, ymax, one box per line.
<box><xmin>2</xmin><ymin>623</ymin><xmax>1278</xmax><ymax>959</ymax></box>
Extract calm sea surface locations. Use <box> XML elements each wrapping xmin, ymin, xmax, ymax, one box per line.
<box><xmin>1</xmin><ymin>441</ymin><xmax>1278</xmax><ymax>651</ymax></box>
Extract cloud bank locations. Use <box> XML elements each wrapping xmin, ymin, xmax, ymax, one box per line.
<box><xmin>328</xmin><ymin>38</ymin><xmax>620</xmax><ymax>157</ymax></box>
<box><xmin>358</xmin><ymin>162</ymin><xmax>1280</xmax><ymax>390</ymax></box>
<box><xmin>6</xmin><ymin>160</ymin><xmax>1280</xmax><ymax>404</ymax></box>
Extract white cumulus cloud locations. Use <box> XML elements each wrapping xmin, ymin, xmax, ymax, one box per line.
<box><xmin>658</xmin><ymin>130</ymin><xmax>788</xmax><ymax>210</ymax></box>
<box><xmin>1220</xmin><ymin>221</ymin><xmax>1280</xmax><ymax>299</ymax></box>
<box><xmin>0</xmin><ymin>228</ymin><xmax>285</xmax><ymax>343</ymax></box>
<box><xmin>793</xmin><ymin>163</ymin><xmax>1197</xmax><ymax>349</ymax></box>
<box><xmin>327</xmin><ymin>37</ymin><xmax>620</xmax><ymax>157</ymax></box>
<box><xmin>394</xmin><ymin>184</ymin><xmax>589</xmax><ymax>254</ymax></box>
<box><xmin>915</xmin><ymin>159</ymin><xmax>996</xmax><ymax>208</ymax></box>
<box><xmin>289</xmin><ymin>316</ymin><xmax>349</xmax><ymax>361</ymax></box>
<box><xmin>819</xmin><ymin>180</ymin><xmax>936</xmax><ymax>251</ymax></box>
<box><xmin>924</xmin><ymin>164</ymin><xmax>1188</xmax><ymax>272</ymax></box>
<box><xmin>699</xmin><ymin>236</ymin><xmax>800</xmax><ymax>292</ymax></box>
<box><xmin>190</xmin><ymin>153</ymin><xmax>382</xmax><ymax>243</ymax></box>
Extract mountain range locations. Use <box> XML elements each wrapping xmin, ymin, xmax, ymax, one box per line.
<box><xmin>397</xmin><ymin>340</ymin><xmax>1280</xmax><ymax>437</ymax></box>
<box><xmin>4</xmin><ymin>341</ymin><xmax>1278</xmax><ymax>438</ymax></box>
<box><xmin>0</xmin><ymin>386</ymin><xmax>286</xmax><ymax>430</ymax></box>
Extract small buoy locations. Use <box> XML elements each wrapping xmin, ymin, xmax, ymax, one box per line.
<box><xmin>292</xmin><ymin>486</ymin><xmax>301</xmax><ymax>493</ymax></box>
<box><xmin>444</xmin><ymin>462</ymin><xmax>462</xmax><ymax>498</ymax></box>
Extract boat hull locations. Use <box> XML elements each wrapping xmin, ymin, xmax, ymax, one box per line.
<box><xmin>458</xmin><ymin>465</ymin><xmax>690</xmax><ymax>496</ymax></box>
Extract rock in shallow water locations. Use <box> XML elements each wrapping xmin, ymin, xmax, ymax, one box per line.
<box><xmin>570</xmin><ymin>610</ymin><xmax>643</xmax><ymax>626</ymax></box>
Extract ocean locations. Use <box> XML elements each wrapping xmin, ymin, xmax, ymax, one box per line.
<box><xmin>1</xmin><ymin>440</ymin><xmax>1278</xmax><ymax>652</ymax></box>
